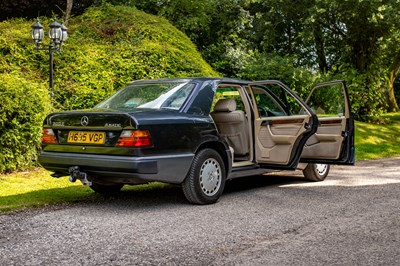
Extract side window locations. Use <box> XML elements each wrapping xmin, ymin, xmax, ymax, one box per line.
<box><xmin>160</xmin><ymin>83</ymin><xmax>195</xmax><ymax>109</ymax></box>
<box><xmin>252</xmin><ymin>87</ymin><xmax>286</xmax><ymax>117</ymax></box>
<box><xmin>211</xmin><ymin>86</ymin><xmax>245</xmax><ymax>112</ymax></box>
<box><xmin>306</xmin><ymin>84</ymin><xmax>345</xmax><ymax>117</ymax></box>
<box><xmin>252</xmin><ymin>84</ymin><xmax>305</xmax><ymax>117</ymax></box>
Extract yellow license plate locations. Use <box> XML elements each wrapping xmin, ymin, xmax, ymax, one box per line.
<box><xmin>67</xmin><ymin>131</ymin><xmax>105</xmax><ymax>144</ymax></box>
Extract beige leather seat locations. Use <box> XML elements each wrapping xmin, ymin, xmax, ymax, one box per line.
<box><xmin>211</xmin><ymin>99</ymin><xmax>249</xmax><ymax>156</ymax></box>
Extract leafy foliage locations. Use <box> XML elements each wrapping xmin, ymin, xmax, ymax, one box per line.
<box><xmin>0</xmin><ymin>5</ymin><xmax>216</xmax><ymax>173</ymax></box>
<box><xmin>332</xmin><ymin>66</ymin><xmax>387</xmax><ymax>120</ymax></box>
<box><xmin>131</xmin><ymin>0</ymin><xmax>252</xmax><ymax>76</ymax></box>
<box><xmin>0</xmin><ymin>5</ymin><xmax>216</xmax><ymax>111</ymax></box>
<box><xmin>242</xmin><ymin>0</ymin><xmax>400</xmax><ymax>115</ymax></box>
<box><xmin>131</xmin><ymin>0</ymin><xmax>400</xmax><ymax>116</ymax></box>
<box><xmin>52</xmin><ymin>4</ymin><xmax>216</xmax><ymax>109</ymax></box>
<box><xmin>238</xmin><ymin>53</ymin><xmax>318</xmax><ymax>98</ymax></box>
<box><xmin>3</xmin><ymin>1</ymin><xmax>400</xmax><ymax>116</ymax></box>
<box><xmin>0</xmin><ymin>73</ymin><xmax>52</xmax><ymax>173</ymax></box>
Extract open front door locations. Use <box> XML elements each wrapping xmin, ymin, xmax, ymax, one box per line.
<box><xmin>300</xmin><ymin>80</ymin><xmax>355</xmax><ymax>165</ymax></box>
<box><xmin>249</xmin><ymin>81</ymin><xmax>318</xmax><ymax>170</ymax></box>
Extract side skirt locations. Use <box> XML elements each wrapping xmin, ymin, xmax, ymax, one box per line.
<box><xmin>228</xmin><ymin>165</ymin><xmax>274</xmax><ymax>180</ymax></box>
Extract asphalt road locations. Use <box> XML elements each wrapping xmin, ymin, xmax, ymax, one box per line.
<box><xmin>1</xmin><ymin>158</ymin><xmax>399</xmax><ymax>265</ymax></box>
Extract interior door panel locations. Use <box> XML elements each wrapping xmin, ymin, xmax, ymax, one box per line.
<box><xmin>255</xmin><ymin>116</ymin><xmax>309</xmax><ymax>164</ymax></box>
<box><xmin>302</xmin><ymin>118</ymin><xmax>345</xmax><ymax>159</ymax></box>
<box><xmin>300</xmin><ymin>81</ymin><xmax>355</xmax><ymax>164</ymax></box>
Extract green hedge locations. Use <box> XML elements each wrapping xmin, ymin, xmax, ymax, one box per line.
<box><xmin>52</xmin><ymin>4</ymin><xmax>217</xmax><ymax>109</ymax></box>
<box><xmin>0</xmin><ymin>4</ymin><xmax>217</xmax><ymax>173</ymax></box>
<box><xmin>0</xmin><ymin>74</ymin><xmax>52</xmax><ymax>173</ymax></box>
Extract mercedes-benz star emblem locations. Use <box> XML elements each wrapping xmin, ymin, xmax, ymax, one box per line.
<box><xmin>81</xmin><ymin>116</ymin><xmax>89</xmax><ymax>126</ymax></box>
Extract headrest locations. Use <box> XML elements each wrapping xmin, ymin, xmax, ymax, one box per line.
<box><xmin>214</xmin><ymin>99</ymin><xmax>237</xmax><ymax>112</ymax></box>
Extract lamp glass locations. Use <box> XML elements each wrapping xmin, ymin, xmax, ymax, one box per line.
<box><xmin>31</xmin><ymin>20</ymin><xmax>44</xmax><ymax>42</ymax></box>
<box><xmin>31</xmin><ymin>28</ymin><xmax>44</xmax><ymax>41</ymax></box>
<box><xmin>61</xmin><ymin>24</ymin><xmax>68</xmax><ymax>43</ymax></box>
<box><xmin>49</xmin><ymin>20</ymin><xmax>62</xmax><ymax>42</ymax></box>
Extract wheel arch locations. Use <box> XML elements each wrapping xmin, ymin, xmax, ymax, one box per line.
<box><xmin>194</xmin><ymin>141</ymin><xmax>232</xmax><ymax>176</ymax></box>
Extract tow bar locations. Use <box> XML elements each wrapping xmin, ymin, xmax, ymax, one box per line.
<box><xmin>68</xmin><ymin>166</ymin><xmax>92</xmax><ymax>186</ymax></box>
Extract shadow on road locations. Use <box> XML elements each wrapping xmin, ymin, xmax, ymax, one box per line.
<box><xmin>79</xmin><ymin>172</ymin><xmax>308</xmax><ymax>210</ymax></box>
<box><xmin>0</xmin><ymin>171</ymin><xmax>311</xmax><ymax>212</ymax></box>
<box><xmin>224</xmin><ymin>172</ymin><xmax>304</xmax><ymax>194</ymax></box>
<box><xmin>96</xmin><ymin>172</ymin><xmax>306</xmax><ymax>203</ymax></box>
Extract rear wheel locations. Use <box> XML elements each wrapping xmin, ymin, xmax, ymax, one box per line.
<box><xmin>302</xmin><ymin>163</ymin><xmax>330</xmax><ymax>181</ymax></box>
<box><xmin>182</xmin><ymin>148</ymin><xmax>226</xmax><ymax>205</ymax></box>
<box><xmin>90</xmin><ymin>183</ymin><xmax>123</xmax><ymax>194</ymax></box>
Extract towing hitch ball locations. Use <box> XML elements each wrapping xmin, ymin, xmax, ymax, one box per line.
<box><xmin>69</xmin><ymin>175</ymin><xmax>77</xmax><ymax>183</ymax></box>
<box><xmin>68</xmin><ymin>166</ymin><xmax>92</xmax><ymax>186</ymax></box>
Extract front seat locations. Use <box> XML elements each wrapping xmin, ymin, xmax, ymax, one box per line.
<box><xmin>211</xmin><ymin>99</ymin><xmax>249</xmax><ymax>157</ymax></box>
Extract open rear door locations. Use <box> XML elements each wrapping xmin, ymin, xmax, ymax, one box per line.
<box><xmin>249</xmin><ymin>81</ymin><xmax>319</xmax><ymax>170</ymax></box>
<box><xmin>300</xmin><ymin>80</ymin><xmax>355</xmax><ymax>165</ymax></box>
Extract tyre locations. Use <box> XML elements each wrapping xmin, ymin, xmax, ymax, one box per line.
<box><xmin>182</xmin><ymin>148</ymin><xmax>226</xmax><ymax>205</ymax></box>
<box><xmin>90</xmin><ymin>183</ymin><xmax>123</xmax><ymax>194</ymax></box>
<box><xmin>302</xmin><ymin>163</ymin><xmax>330</xmax><ymax>181</ymax></box>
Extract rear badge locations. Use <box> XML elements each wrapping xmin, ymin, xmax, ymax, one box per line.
<box><xmin>81</xmin><ymin>116</ymin><xmax>89</xmax><ymax>126</ymax></box>
<box><xmin>105</xmin><ymin>123</ymin><xmax>121</xmax><ymax>127</ymax></box>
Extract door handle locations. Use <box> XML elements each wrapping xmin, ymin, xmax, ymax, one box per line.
<box><xmin>261</xmin><ymin>120</ymin><xmax>273</xmax><ymax>126</ymax></box>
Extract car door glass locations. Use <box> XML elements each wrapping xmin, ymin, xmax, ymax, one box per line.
<box><xmin>306</xmin><ymin>84</ymin><xmax>345</xmax><ymax>117</ymax></box>
<box><xmin>252</xmin><ymin>84</ymin><xmax>304</xmax><ymax>117</ymax></box>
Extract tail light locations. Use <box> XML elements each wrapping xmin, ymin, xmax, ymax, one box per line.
<box><xmin>42</xmin><ymin>128</ymin><xmax>57</xmax><ymax>144</ymax></box>
<box><xmin>116</xmin><ymin>130</ymin><xmax>152</xmax><ymax>147</ymax></box>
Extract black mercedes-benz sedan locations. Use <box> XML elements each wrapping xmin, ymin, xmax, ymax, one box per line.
<box><xmin>39</xmin><ymin>78</ymin><xmax>355</xmax><ymax>204</ymax></box>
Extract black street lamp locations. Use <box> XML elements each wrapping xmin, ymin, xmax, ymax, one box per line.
<box><xmin>31</xmin><ymin>17</ymin><xmax>68</xmax><ymax>98</ymax></box>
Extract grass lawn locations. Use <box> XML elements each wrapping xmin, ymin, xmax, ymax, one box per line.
<box><xmin>1</xmin><ymin>112</ymin><xmax>399</xmax><ymax>213</ymax></box>
<box><xmin>0</xmin><ymin>169</ymin><xmax>96</xmax><ymax>212</ymax></box>
<box><xmin>355</xmin><ymin>113</ymin><xmax>400</xmax><ymax>160</ymax></box>
<box><xmin>0</xmin><ymin>169</ymin><xmax>171</xmax><ymax>213</ymax></box>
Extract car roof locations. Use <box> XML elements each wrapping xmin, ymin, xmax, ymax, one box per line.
<box><xmin>129</xmin><ymin>77</ymin><xmax>250</xmax><ymax>85</ymax></box>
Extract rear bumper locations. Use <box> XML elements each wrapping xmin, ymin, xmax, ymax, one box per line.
<box><xmin>39</xmin><ymin>152</ymin><xmax>194</xmax><ymax>184</ymax></box>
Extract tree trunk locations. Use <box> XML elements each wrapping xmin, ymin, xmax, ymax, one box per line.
<box><xmin>313</xmin><ymin>22</ymin><xmax>328</xmax><ymax>72</ymax></box>
<box><xmin>387</xmin><ymin>50</ymin><xmax>400</xmax><ymax>112</ymax></box>
<box><xmin>65</xmin><ymin>0</ymin><xmax>73</xmax><ymax>26</ymax></box>
<box><xmin>387</xmin><ymin>77</ymin><xmax>399</xmax><ymax>112</ymax></box>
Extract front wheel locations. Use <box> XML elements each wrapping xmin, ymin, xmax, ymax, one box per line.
<box><xmin>302</xmin><ymin>163</ymin><xmax>330</xmax><ymax>182</ymax></box>
<box><xmin>182</xmin><ymin>148</ymin><xmax>226</xmax><ymax>205</ymax></box>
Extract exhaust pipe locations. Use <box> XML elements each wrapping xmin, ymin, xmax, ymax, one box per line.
<box><xmin>68</xmin><ymin>166</ymin><xmax>92</xmax><ymax>186</ymax></box>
